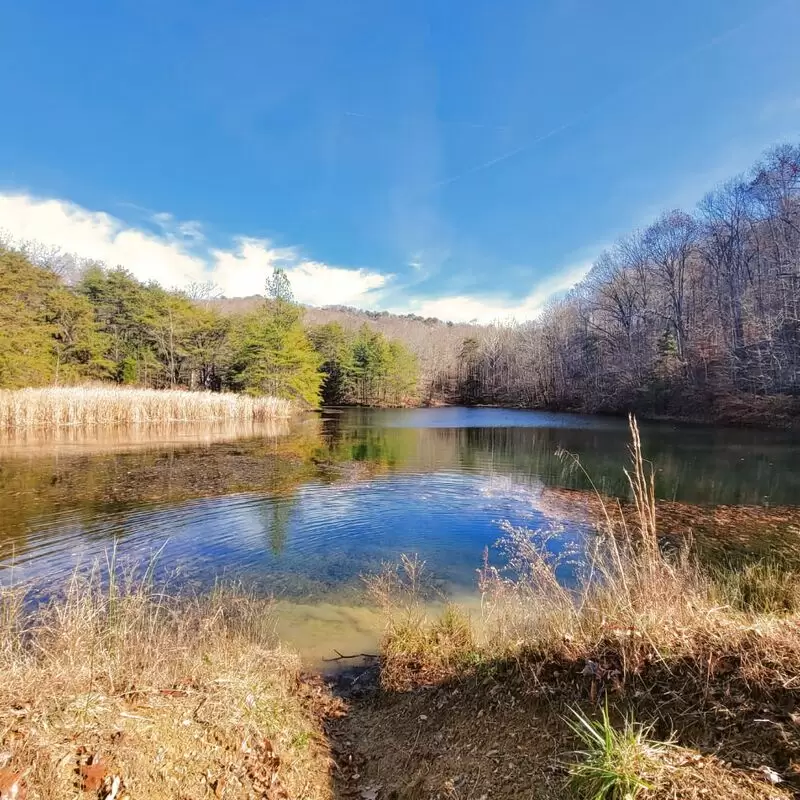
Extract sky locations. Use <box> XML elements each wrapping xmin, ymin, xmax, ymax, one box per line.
<box><xmin>1</xmin><ymin>0</ymin><xmax>800</xmax><ymax>323</ymax></box>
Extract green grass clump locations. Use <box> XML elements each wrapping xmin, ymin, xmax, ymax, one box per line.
<box><xmin>566</xmin><ymin>703</ymin><xmax>671</xmax><ymax>800</ymax></box>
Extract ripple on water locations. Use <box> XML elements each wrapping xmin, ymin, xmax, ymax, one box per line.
<box><xmin>3</xmin><ymin>407</ymin><xmax>800</xmax><ymax>663</ymax></box>
<box><xmin>3</xmin><ymin>470</ymin><xmax>581</xmax><ymax>596</ymax></box>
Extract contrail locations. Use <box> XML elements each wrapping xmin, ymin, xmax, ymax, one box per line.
<box><xmin>432</xmin><ymin>0</ymin><xmax>789</xmax><ymax>190</ymax></box>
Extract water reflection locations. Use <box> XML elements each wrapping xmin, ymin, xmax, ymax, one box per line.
<box><xmin>1</xmin><ymin>408</ymin><xmax>799</xmax><ymax>597</ymax></box>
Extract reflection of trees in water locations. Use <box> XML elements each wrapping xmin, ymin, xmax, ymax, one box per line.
<box><xmin>320</xmin><ymin>413</ymin><xmax>800</xmax><ymax>505</ymax></box>
<box><xmin>0</xmin><ymin>425</ymin><xmax>326</xmax><ymax>549</ymax></box>
<box><xmin>3</xmin><ymin>411</ymin><xmax>800</xmax><ymax>571</ymax></box>
<box><xmin>258</xmin><ymin>497</ymin><xmax>295</xmax><ymax>555</ymax></box>
<box><xmin>439</xmin><ymin>425</ymin><xmax>799</xmax><ymax>506</ymax></box>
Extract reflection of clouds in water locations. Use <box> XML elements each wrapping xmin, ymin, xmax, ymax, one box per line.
<box><xmin>479</xmin><ymin>475</ymin><xmax>555</xmax><ymax>524</ymax></box>
<box><xmin>2</xmin><ymin>464</ymin><xmax>589</xmax><ymax>598</ymax></box>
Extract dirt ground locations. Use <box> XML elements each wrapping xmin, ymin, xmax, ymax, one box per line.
<box><xmin>322</xmin><ymin>663</ymin><xmax>796</xmax><ymax>800</ymax></box>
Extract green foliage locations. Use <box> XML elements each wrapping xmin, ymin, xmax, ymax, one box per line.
<box><xmin>48</xmin><ymin>287</ymin><xmax>113</xmax><ymax>382</ymax></box>
<box><xmin>229</xmin><ymin>301</ymin><xmax>322</xmax><ymax>406</ymax></box>
<box><xmin>0</xmin><ymin>248</ymin><xmax>109</xmax><ymax>387</ymax></box>
<box><xmin>77</xmin><ymin>266</ymin><xmax>231</xmax><ymax>388</ymax></box>
<box><xmin>309</xmin><ymin>322</ymin><xmax>419</xmax><ymax>406</ymax></box>
<box><xmin>566</xmin><ymin>704</ymin><xmax>669</xmax><ymax>800</ymax></box>
<box><xmin>308</xmin><ymin>322</ymin><xmax>355</xmax><ymax>404</ymax></box>
<box><xmin>0</xmin><ymin>249</ymin><xmax>59</xmax><ymax>387</ymax></box>
<box><xmin>1</xmin><ymin>248</ymin><xmax>415</xmax><ymax>408</ymax></box>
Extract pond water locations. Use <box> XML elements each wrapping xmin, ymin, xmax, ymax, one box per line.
<box><xmin>2</xmin><ymin>407</ymin><xmax>799</xmax><ymax>664</ymax></box>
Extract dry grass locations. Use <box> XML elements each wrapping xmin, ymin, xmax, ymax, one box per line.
<box><xmin>0</xmin><ymin>564</ymin><xmax>335</xmax><ymax>800</ymax></box>
<box><xmin>364</xmin><ymin>555</ymin><xmax>477</xmax><ymax>688</ymax></box>
<box><xmin>469</xmin><ymin>419</ymin><xmax>800</xmax><ymax>697</ymax></box>
<box><xmin>369</xmin><ymin>417</ymin><xmax>738</xmax><ymax>685</ymax></box>
<box><xmin>410</xmin><ymin>417</ymin><xmax>800</xmax><ymax>684</ymax></box>
<box><xmin>0</xmin><ymin>386</ymin><xmax>292</xmax><ymax>430</ymax></box>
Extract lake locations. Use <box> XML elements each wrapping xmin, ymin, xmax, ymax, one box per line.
<box><xmin>2</xmin><ymin>407</ymin><xmax>800</xmax><ymax>664</ymax></box>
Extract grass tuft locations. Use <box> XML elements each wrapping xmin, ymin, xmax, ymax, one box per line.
<box><xmin>710</xmin><ymin>557</ymin><xmax>800</xmax><ymax>614</ymax></box>
<box><xmin>365</xmin><ymin>555</ymin><xmax>477</xmax><ymax>687</ymax></box>
<box><xmin>566</xmin><ymin>703</ymin><xmax>670</xmax><ymax>800</ymax></box>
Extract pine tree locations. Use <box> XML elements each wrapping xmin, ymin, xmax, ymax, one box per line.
<box><xmin>229</xmin><ymin>272</ymin><xmax>322</xmax><ymax>405</ymax></box>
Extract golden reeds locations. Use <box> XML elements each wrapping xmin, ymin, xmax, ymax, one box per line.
<box><xmin>0</xmin><ymin>386</ymin><xmax>292</xmax><ymax>430</ymax></box>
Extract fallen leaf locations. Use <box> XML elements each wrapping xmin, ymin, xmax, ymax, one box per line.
<box><xmin>79</xmin><ymin>757</ymin><xmax>107</xmax><ymax>793</ymax></box>
<box><xmin>0</xmin><ymin>768</ymin><xmax>27</xmax><ymax>800</ymax></box>
<box><xmin>360</xmin><ymin>784</ymin><xmax>381</xmax><ymax>800</ymax></box>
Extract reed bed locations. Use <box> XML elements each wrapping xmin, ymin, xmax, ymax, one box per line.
<box><xmin>0</xmin><ymin>386</ymin><xmax>292</xmax><ymax>430</ymax></box>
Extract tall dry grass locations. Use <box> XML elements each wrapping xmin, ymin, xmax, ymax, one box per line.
<box><xmin>0</xmin><ymin>563</ymin><xmax>333</xmax><ymax>799</ymax></box>
<box><xmin>0</xmin><ymin>386</ymin><xmax>292</xmax><ymax>430</ymax></box>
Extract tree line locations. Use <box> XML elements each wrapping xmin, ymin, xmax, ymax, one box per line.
<box><xmin>446</xmin><ymin>141</ymin><xmax>800</xmax><ymax>424</ymax></box>
<box><xmin>213</xmin><ymin>140</ymin><xmax>800</xmax><ymax>424</ymax></box>
<box><xmin>0</xmin><ymin>248</ymin><xmax>420</xmax><ymax>407</ymax></box>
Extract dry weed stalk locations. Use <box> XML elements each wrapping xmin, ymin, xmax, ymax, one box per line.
<box><xmin>378</xmin><ymin>416</ymin><xmax>800</xmax><ymax>700</ymax></box>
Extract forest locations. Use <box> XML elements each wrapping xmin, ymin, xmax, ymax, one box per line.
<box><xmin>445</xmin><ymin>141</ymin><xmax>800</xmax><ymax>424</ymax></box>
<box><xmin>0</xmin><ymin>249</ymin><xmax>420</xmax><ymax>407</ymax></box>
<box><xmin>2</xmin><ymin>139</ymin><xmax>800</xmax><ymax>423</ymax></box>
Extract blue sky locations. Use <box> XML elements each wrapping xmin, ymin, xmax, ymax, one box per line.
<box><xmin>1</xmin><ymin>0</ymin><xmax>799</xmax><ymax>322</ymax></box>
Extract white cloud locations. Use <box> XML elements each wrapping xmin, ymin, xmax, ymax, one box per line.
<box><xmin>212</xmin><ymin>237</ymin><xmax>389</xmax><ymax>305</ymax></box>
<box><xmin>0</xmin><ymin>192</ymin><xmax>206</xmax><ymax>287</ymax></box>
<box><xmin>0</xmin><ymin>190</ymin><xmax>590</xmax><ymax>323</ymax></box>
<box><xmin>390</xmin><ymin>261</ymin><xmax>592</xmax><ymax>324</ymax></box>
<box><xmin>0</xmin><ymin>192</ymin><xmax>390</xmax><ymax>308</ymax></box>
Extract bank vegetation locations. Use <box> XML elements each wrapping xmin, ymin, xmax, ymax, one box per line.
<box><xmin>0</xmin><ymin>567</ymin><xmax>338</xmax><ymax>799</ymax></box>
<box><xmin>357</xmin><ymin>418</ymin><xmax>800</xmax><ymax>798</ymax></box>
<box><xmin>0</xmin><ymin>386</ymin><xmax>292</xmax><ymax>430</ymax></box>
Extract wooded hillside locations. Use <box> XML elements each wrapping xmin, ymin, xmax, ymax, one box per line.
<box><xmin>0</xmin><ymin>251</ymin><xmax>420</xmax><ymax>407</ymax></box>
<box><xmin>450</xmin><ymin>142</ymin><xmax>800</xmax><ymax>424</ymax></box>
<box><xmin>3</xmin><ymin>140</ymin><xmax>800</xmax><ymax>424</ymax></box>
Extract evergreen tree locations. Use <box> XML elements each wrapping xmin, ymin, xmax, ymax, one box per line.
<box><xmin>308</xmin><ymin>322</ymin><xmax>356</xmax><ymax>404</ymax></box>
<box><xmin>0</xmin><ymin>249</ymin><xmax>108</xmax><ymax>387</ymax></box>
<box><xmin>0</xmin><ymin>249</ymin><xmax>59</xmax><ymax>387</ymax></box>
<box><xmin>229</xmin><ymin>272</ymin><xmax>322</xmax><ymax>405</ymax></box>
